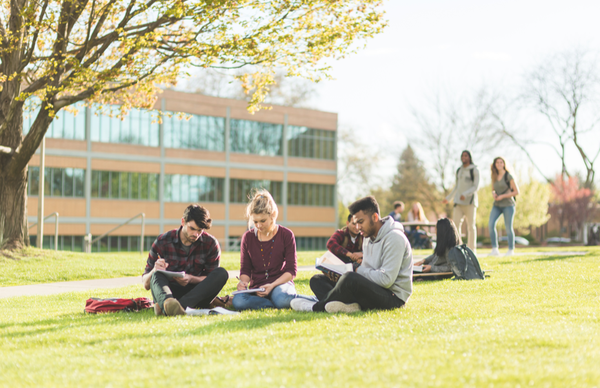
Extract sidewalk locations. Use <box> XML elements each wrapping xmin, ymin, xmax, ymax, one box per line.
<box><xmin>0</xmin><ymin>251</ymin><xmax>586</xmax><ymax>299</ymax></box>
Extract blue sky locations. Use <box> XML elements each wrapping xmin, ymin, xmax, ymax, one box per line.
<box><xmin>314</xmin><ymin>0</ymin><xmax>600</xmax><ymax>186</ymax></box>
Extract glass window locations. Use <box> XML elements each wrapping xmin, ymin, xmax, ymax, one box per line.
<box><xmin>230</xmin><ymin>119</ymin><xmax>283</xmax><ymax>156</ymax></box>
<box><xmin>164</xmin><ymin>174</ymin><xmax>224</xmax><ymax>203</ymax></box>
<box><xmin>90</xmin><ymin>105</ymin><xmax>159</xmax><ymax>147</ymax></box>
<box><xmin>287</xmin><ymin>126</ymin><xmax>336</xmax><ymax>160</ymax></box>
<box><xmin>229</xmin><ymin>179</ymin><xmax>282</xmax><ymax>204</ymax></box>
<box><xmin>285</xmin><ymin>182</ymin><xmax>334</xmax><ymax>207</ymax></box>
<box><xmin>164</xmin><ymin>113</ymin><xmax>225</xmax><ymax>151</ymax></box>
<box><xmin>64</xmin><ymin>168</ymin><xmax>74</xmax><ymax>197</ymax></box>
<box><xmin>27</xmin><ymin>167</ymin><xmax>85</xmax><ymax>197</ymax></box>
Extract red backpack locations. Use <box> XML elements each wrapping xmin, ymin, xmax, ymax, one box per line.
<box><xmin>84</xmin><ymin>297</ymin><xmax>153</xmax><ymax>314</ymax></box>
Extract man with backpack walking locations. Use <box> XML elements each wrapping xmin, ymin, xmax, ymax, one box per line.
<box><xmin>442</xmin><ymin>150</ymin><xmax>480</xmax><ymax>252</ymax></box>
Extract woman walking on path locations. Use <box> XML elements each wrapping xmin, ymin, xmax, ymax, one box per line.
<box><xmin>232</xmin><ymin>189</ymin><xmax>316</xmax><ymax>310</ymax></box>
<box><xmin>488</xmin><ymin>157</ymin><xmax>520</xmax><ymax>256</ymax></box>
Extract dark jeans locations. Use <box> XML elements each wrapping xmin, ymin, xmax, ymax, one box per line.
<box><xmin>150</xmin><ymin>267</ymin><xmax>228</xmax><ymax>311</ymax></box>
<box><xmin>310</xmin><ymin>274</ymin><xmax>337</xmax><ymax>301</ymax></box>
<box><xmin>313</xmin><ymin>272</ymin><xmax>405</xmax><ymax>312</ymax></box>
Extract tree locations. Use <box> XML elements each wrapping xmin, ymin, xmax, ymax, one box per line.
<box><xmin>522</xmin><ymin>49</ymin><xmax>600</xmax><ymax>188</ymax></box>
<box><xmin>410</xmin><ymin>86</ymin><xmax>507</xmax><ymax>196</ymax></box>
<box><xmin>381</xmin><ymin>145</ymin><xmax>442</xmax><ymax>218</ymax></box>
<box><xmin>476</xmin><ymin>169</ymin><xmax>551</xmax><ymax>233</ymax></box>
<box><xmin>549</xmin><ymin>174</ymin><xmax>594</xmax><ymax>238</ymax></box>
<box><xmin>0</xmin><ymin>0</ymin><xmax>386</xmax><ymax>250</ymax></box>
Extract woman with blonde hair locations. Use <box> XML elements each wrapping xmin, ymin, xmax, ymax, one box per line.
<box><xmin>406</xmin><ymin>202</ymin><xmax>430</xmax><ymax>249</ymax></box>
<box><xmin>488</xmin><ymin>157</ymin><xmax>520</xmax><ymax>256</ymax></box>
<box><xmin>232</xmin><ymin>189</ymin><xmax>316</xmax><ymax>310</ymax></box>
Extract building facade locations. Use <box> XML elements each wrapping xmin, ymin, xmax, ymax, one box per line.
<box><xmin>26</xmin><ymin>89</ymin><xmax>338</xmax><ymax>252</ymax></box>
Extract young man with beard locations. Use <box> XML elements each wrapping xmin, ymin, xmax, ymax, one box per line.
<box><xmin>291</xmin><ymin>196</ymin><xmax>413</xmax><ymax>313</ymax></box>
<box><xmin>309</xmin><ymin>214</ymin><xmax>364</xmax><ymax>301</ymax></box>
<box><xmin>142</xmin><ymin>204</ymin><xmax>229</xmax><ymax>316</ymax></box>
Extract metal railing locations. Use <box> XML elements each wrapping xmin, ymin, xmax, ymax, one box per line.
<box><xmin>84</xmin><ymin>213</ymin><xmax>145</xmax><ymax>254</ymax></box>
<box><xmin>28</xmin><ymin>212</ymin><xmax>59</xmax><ymax>250</ymax></box>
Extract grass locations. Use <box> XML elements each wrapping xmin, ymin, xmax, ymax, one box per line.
<box><xmin>1</xmin><ymin>248</ymin><xmax>600</xmax><ymax>387</ymax></box>
<box><xmin>0</xmin><ymin>248</ymin><xmax>321</xmax><ymax>287</ymax></box>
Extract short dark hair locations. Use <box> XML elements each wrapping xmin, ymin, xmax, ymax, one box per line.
<box><xmin>347</xmin><ymin>213</ymin><xmax>353</xmax><ymax>222</ymax></box>
<box><xmin>434</xmin><ymin>218</ymin><xmax>460</xmax><ymax>257</ymax></box>
<box><xmin>348</xmin><ymin>196</ymin><xmax>380</xmax><ymax>216</ymax></box>
<box><xmin>393</xmin><ymin>201</ymin><xmax>404</xmax><ymax>209</ymax></box>
<box><xmin>462</xmin><ymin>150</ymin><xmax>473</xmax><ymax>164</ymax></box>
<box><xmin>183</xmin><ymin>204</ymin><xmax>212</xmax><ymax>230</ymax></box>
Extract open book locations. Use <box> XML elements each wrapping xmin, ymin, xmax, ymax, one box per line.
<box><xmin>155</xmin><ymin>270</ymin><xmax>185</xmax><ymax>279</ymax></box>
<box><xmin>231</xmin><ymin>288</ymin><xmax>266</xmax><ymax>296</ymax></box>
<box><xmin>315</xmin><ymin>251</ymin><xmax>353</xmax><ymax>276</ymax></box>
<box><xmin>185</xmin><ymin>307</ymin><xmax>239</xmax><ymax>316</ymax></box>
<box><xmin>412</xmin><ymin>265</ymin><xmax>424</xmax><ymax>273</ymax></box>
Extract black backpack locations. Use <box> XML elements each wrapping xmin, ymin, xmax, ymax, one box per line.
<box><xmin>447</xmin><ymin>244</ymin><xmax>485</xmax><ymax>280</ymax></box>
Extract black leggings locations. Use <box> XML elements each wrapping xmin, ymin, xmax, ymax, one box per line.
<box><xmin>150</xmin><ymin>267</ymin><xmax>228</xmax><ymax>310</ymax></box>
<box><xmin>312</xmin><ymin>272</ymin><xmax>404</xmax><ymax>312</ymax></box>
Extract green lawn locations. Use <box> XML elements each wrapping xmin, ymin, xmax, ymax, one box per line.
<box><xmin>1</xmin><ymin>248</ymin><xmax>599</xmax><ymax>387</ymax></box>
<box><xmin>0</xmin><ymin>248</ymin><xmax>322</xmax><ymax>287</ymax></box>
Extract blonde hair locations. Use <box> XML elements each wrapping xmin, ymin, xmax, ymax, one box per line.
<box><xmin>491</xmin><ymin>156</ymin><xmax>510</xmax><ymax>182</ymax></box>
<box><xmin>411</xmin><ymin>202</ymin><xmax>428</xmax><ymax>223</ymax></box>
<box><xmin>246</xmin><ymin>189</ymin><xmax>279</xmax><ymax>227</ymax></box>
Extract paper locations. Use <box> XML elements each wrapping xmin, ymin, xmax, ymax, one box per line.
<box><xmin>155</xmin><ymin>270</ymin><xmax>185</xmax><ymax>279</ymax></box>
<box><xmin>185</xmin><ymin>307</ymin><xmax>240</xmax><ymax>316</ymax></box>
<box><xmin>315</xmin><ymin>251</ymin><xmax>353</xmax><ymax>275</ymax></box>
<box><xmin>413</xmin><ymin>265</ymin><xmax>424</xmax><ymax>273</ymax></box>
<box><xmin>231</xmin><ymin>288</ymin><xmax>266</xmax><ymax>295</ymax></box>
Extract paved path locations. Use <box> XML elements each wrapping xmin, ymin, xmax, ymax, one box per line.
<box><xmin>0</xmin><ymin>251</ymin><xmax>588</xmax><ymax>299</ymax></box>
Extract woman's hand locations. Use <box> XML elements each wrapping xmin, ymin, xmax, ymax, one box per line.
<box><xmin>257</xmin><ymin>283</ymin><xmax>275</xmax><ymax>298</ymax></box>
<box><xmin>237</xmin><ymin>280</ymin><xmax>249</xmax><ymax>291</ymax></box>
<box><xmin>492</xmin><ymin>191</ymin><xmax>499</xmax><ymax>200</ymax></box>
<box><xmin>414</xmin><ymin>260</ymin><xmax>424</xmax><ymax>266</ymax></box>
<box><xmin>422</xmin><ymin>265</ymin><xmax>432</xmax><ymax>273</ymax></box>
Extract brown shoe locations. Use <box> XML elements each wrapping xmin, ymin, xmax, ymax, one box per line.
<box><xmin>163</xmin><ymin>298</ymin><xmax>185</xmax><ymax>316</ymax></box>
<box><xmin>210</xmin><ymin>295</ymin><xmax>233</xmax><ymax>309</ymax></box>
<box><xmin>154</xmin><ymin>303</ymin><xmax>163</xmax><ymax>316</ymax></box>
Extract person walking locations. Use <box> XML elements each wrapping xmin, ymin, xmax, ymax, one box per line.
<box><xmin>488</xmin><ymin>157</ymin><xmax>520</xmax><ymax>256</ymax></box>
<box><xmin>442</xmin><ymin>150</ymin><xmax>480</xmax><ymax>252</ymax></box>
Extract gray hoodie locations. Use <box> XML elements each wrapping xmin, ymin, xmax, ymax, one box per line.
<box><xmin>356</xmin><ymin>216</ymin><xmax>413</xmax><ymax>303</ymax></box>
<box><xmin>445</xmin><ymin>164</ymin><xmax>480</xmax><ymax>207</ymax></box>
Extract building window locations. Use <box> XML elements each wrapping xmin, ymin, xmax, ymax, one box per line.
<box><xmin>163</xmin><ymin>113</ymin><xmax>225</xmax><ymax>151</ymax></box>
<box><xmin>295</xmin><ymin>237</ymin><xmax>328</xmax><ymax>251</ymax></box>
<box><xmin>164</xmin><ymin>174</ymin><xmax>224</xmax><ymax>203</ymax></box>
<box><xmin>91</xmin><ymin>170</ymin><xmax>159</xmax><ymax>200</ymax></box>
<box><xmin>23</xmin><ymin>102</ymin><xmax>86</xmax><ymax>140</ymax></box>
<box><xmin>230</xmin><ymin>179</ymin><xmax>283</xmax><ymax>204</ymax></box>
<box><xmin>287</xmin><ymin>126</ymin><xmax>336</xmax><ymax>160</ymax></box>
<box><xmin>230</xmin><ymin>119</ymin><xmax>283</xmax><ymax>156</ymax></box>
<box><xmin>28</xmin><ymin>167</ymin><xmax>85</xmax><ymax>197</ymax></box>
<box><xmin>287</xmin><ymin>182</ymin><xmax>335</xmax><ymax>207</ymax></box>
<box><xmin>90</xmin><ymin>106</ymin><xmax>159</xmax><ymax>147</ymax></box>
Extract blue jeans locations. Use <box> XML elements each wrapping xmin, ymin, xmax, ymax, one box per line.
<box><xmin>232</xmin><ymin>282</ymin><xmax>317</xmax><ymax>311</ymax></box>
<box><xmin>489</xmin><ymin>205</ymin><xmax>516</xmax><ymax>250</ymax></box>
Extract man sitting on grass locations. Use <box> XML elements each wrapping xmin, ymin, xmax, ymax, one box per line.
<box><xmin>291</xmin><ymin>196</ymin><xmax>413</xmax><ymax>313</ymax></box>
<box><xmin>142</xmin><ymin>204</ymin><xmax>229</xmax><ymax>316</ymax></box>
<box><xmin>309</xmin><ymin>213</ymin><xmax>363</xmax><ymax>301</ymax></box>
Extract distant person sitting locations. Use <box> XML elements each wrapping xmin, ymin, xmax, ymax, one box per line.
<box><xmin>142</xmin><ymin>204</ymin><xmax>229</xmax><ymax>316</ymax></box>
<box><xmin>310</xmin><ymin>214</ymin><xmax>363</xmax><ymax>301</ymax></box>
<box><xmin>414</xmin><ymin>218</ymin><xmax>460</xmax><ymax>274</ymax></box>
<box><xmin>388</xmin><ymin>201</ymin><xmax>405</xmax><ymax>222</ymax></box>
<box><xmin>291</xmin><ymin>196</ymin><xmax>412</xmax><ymax>313</ymax></box>
<box><xmin>406</xmin><ymin>202</ymin><xmax>430</xmax><ymax>249</ymax></box>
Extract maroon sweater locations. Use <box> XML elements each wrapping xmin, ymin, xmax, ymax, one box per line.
<box><xmin>240</xmin><ymin>225</ymin><xmax>298</xmax><ymax>288</ymax></box>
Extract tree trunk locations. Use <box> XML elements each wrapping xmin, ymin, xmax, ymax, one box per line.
<box><xmin>0</xmin><ymin>168</ymin><xmax>29</xmax><ymax>250</ymax></box>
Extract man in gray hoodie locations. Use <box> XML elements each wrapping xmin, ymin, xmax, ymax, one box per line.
<box><xmin>291</xmin><ymin>196</ymin><xmax>413</xmax><ymax>313</ymax></box>
<box><xmin>442</xmin><ymin>150</ymin><xmax>480</xmax><ymax>252</ymax></box>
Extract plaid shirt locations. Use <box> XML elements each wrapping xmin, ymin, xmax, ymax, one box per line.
<box><xmin>143</xmin><ymin>226</ymin><xmax>221</xmax><ymax>277</ymax></box>
<box><xmin>326</xmin><ymin>227</ymin><xmax>363</xmax><ymax>263</ymax></box>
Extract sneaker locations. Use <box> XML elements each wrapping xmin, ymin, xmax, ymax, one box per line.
<box><xmin>324</xmin><ymin>301</ymin><xmax>361</xmax><ymax>314</ymax></box>
<box><xmin>154</xmin><ymin>303</ymin><xmax>163</xmax><ymax>316</ymax></box>
<box><xmin>489</xmin><ymin>248</ymin><xmax>500</xmax><ymax>256</ymax></box>
<box><xmin>505</xmin><ymin>249</ymin><xmax>514</xmax><ymax>256</ymax></box>
<box><xmin>290</xmin><ymin>298</ymin><xmax>316</xmax><ymax>312</ymax></box>
<box><xmin>163</xmin><ymin>298</ymin><xmax>185</xmax><ymax>316</ymax></box>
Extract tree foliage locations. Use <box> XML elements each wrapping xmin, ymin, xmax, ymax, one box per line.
<box><xmin>0</xmin><ymin>0</ymin><xmax>386</xmax><ymax>250</ymax></box>
<box><xmin>549</xmin><ymin>174</ymin><xmax>595</xmax><ymax>236</ymax></box>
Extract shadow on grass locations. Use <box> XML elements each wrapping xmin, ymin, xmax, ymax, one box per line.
<box><xmin>499</xmin><ymin>254</ymin><xmax>584</xmax><ymax>265</ymax></box>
